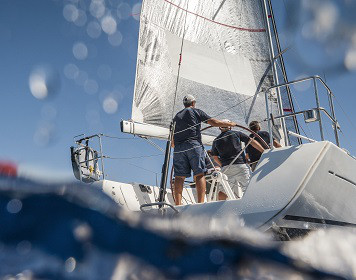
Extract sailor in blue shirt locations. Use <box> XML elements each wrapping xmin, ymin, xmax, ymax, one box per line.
<box><xmin>211</xmin><ymin>120</ymin><xmax>265</xmax><ymax>199</ymax></box>
<box><xmin>246</xmin><ymin>121</ymin><xmax>281</xmax><ymax>171</ymax></box>
<box><xmin>172</xmin><ymin>95</ymin><xmax>236</xmax><ymax>205</ymax></box>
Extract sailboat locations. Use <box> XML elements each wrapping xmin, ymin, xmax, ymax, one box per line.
<box><xmin>71</xmin><ymin>0</ymin><xmax>356</xmax><ymax>240</ymax></box>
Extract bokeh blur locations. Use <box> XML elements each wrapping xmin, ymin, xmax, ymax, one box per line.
<box><xmin>0</xmin><ymin>0</ymin><xmax>355</xmax><ymax>184</ymax></box>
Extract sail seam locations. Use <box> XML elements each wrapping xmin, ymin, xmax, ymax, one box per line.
<box><xmin>163</xmin><ymin>0</ymin><xmax>266</xmax><ymax>33</ymax></box>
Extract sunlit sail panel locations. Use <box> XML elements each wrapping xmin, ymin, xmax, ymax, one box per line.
<box><xmin>132</xmin><ymin>0</ymin><xmax>278</xmax><ymax>136</ymax></box>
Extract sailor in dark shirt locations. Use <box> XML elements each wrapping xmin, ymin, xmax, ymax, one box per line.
<box><xmin>172</xmin><ymin>95</ymin><xmax>236</xmax><ymax>205</ymax></box>
<box><xmin>211</xmin><ymin>120</ymin><xmax>265</xmax><ymax>199</ymax></box>
<box><xmin>246</xmin><ymin>121</ymin><xmax>282</xmax><ymax>171</ymax></box>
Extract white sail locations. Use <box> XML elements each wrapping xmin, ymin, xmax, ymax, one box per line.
<box><xmin>131</xmin><ymin>0</ymin><xmax>281</xmax><ymax>138</ymax></box>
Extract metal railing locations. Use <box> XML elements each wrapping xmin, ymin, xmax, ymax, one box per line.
<box><xmin>264</xmin><ymin>76</ymin><xmax>340</xmax><ymax>149</ymax></box>
<box><xmin>73</xmin><ymin>133</ymin><xmax>106</xmax><ymax>179</ymax></box>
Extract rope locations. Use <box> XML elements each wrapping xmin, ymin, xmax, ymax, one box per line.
<box><xmin>140</xmin><ymin>136</ymin><xmax>165</xmax><ymax>152</ymax></box>
<box><xmin>103</xmin><ymin>154</ymin><xmax>163</xmax><ymax>160</ymax></box>
<box><xmin>333</xmin><ymin>95</ymin><xmax>356</xmax><ymax>133</ymax></box>
<box><xmin>163</xmin><ymin>0</ymin><xmax>266</xmax><ymax>32</ymax></box>
<box><xmin>170</xmin><ymin>0</ymin><xmax>189</xmax><ymax>120</ymax></box>
<box><xmin>173</xmin><ymin>126</ymin><xmax>268</xmax><ymax>154</ymax></box>
<box><xmin>101</xmin><ymin>134</ymin><xmax>140</xmax><ymax>140</ymax></box>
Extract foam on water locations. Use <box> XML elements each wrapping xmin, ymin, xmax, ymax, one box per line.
<box><xmin>284</xmin><ymin>228</ymin><xmax>356</xmax><ymax>279</ymax></box>
<box><xmin>0</xmin><ymin>176</ymin><xmax>348</xmax><ymax>279</ymax></box>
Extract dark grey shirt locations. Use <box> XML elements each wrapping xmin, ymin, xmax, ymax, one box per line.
<box><xmin>173</xmin><ymin>107</ymin><xmax>211</xmax><ymax>145</ymax></box>
<box><xmin>211</xmin><ymin>130</ymin><xmax>250</xmax><ymax>166</ymax></box>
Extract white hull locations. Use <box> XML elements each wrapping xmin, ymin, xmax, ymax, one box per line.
<box><xmin>97</xmin><ymin>141</ymin><xmax>356</xmax><ymax>239</ymax></box>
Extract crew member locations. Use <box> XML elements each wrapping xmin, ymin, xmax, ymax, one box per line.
<box><xmin>172</xmin><ymin>95</ymin><xmax>236</xmax><ymax>205</ymax></box>
<box><xmin>211</xmin><ymin>120</ymin><xmax>265</xmax><ymax>200</ymax></box>
<box><xmin>246</xmin><ymin>121</ymin><xmax>282</xmax><ymax>171</ymax></box>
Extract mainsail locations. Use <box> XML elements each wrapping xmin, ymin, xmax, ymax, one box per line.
<box><xmin>128</xmin><ymin>0</ymin><xmax>282</xmax><ymax>141</ymax></box>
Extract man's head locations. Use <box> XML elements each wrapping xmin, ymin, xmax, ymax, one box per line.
<box><xmin>249</xmin><ymin>121</ymin><xmax>260</xmax><ymax>132</ymax></box>
<box><xmin>219</xmin><ymin>119</ymin><xmax>232</xmax><ymax>131</ymax></box>
<box><xmin>183</xmin><ymin>94</ymin><xmax>196</xmax><ymax>108</ymax></box>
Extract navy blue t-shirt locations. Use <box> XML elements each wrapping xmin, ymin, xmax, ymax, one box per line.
<box><xmin>211</xmin><ymin>130</ymin><xmax>250</xmax><ymax>167</ymax></box>
<box><xmin>173</xmin><ymin>107</ymin><xmax>211</xmax><ymax>145</ymax></box>
<box><xmin>246</xmin><ymin>131</ymin><xmax>270</xmax><ymax>163</ymax></box>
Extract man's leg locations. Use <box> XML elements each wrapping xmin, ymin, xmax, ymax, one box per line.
<box><xmin>194</xmin><ymin>173</ymin><xmax>206</xmax><ymax>203</ymax></box>
<box><xmin>218</xmin><ymin>191</ymin><xmax>227</xmax><ymax>201</ymax></box>
<box><xmin>174</xmin><ymin>176</ymin><xmax>185</xmax><ymax>205</ymax></box>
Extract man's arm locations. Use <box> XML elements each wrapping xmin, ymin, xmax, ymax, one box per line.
<box><xmin>171</xmin><ymin>137</ymin><xmax>175</xmax><ymax>148</ymax></box>
<box><xmin>213</xmin><ymin>156</ymin><xmax>222</xmax><ymax>167</ymax></box>
<box><xmin>250</xmin><ymin>139</ymin><xmax>265</xmax><ymax>153</ymax></box>
<box><xmin>273</xmin><ymin>139</ymin><xmax>282</xmax><ymax>148</ymax></box>
<box><xmin>207</xmin><ymin>118</ymin><xmax>236</xmax><ymax>128</ymax></box>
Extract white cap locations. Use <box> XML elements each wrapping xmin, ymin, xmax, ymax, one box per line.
<box><xmin>219</xmin><ymin>119</ymin><xmax>231</xmax><ymax>129</ymax></box>
<box><xmin>183</xmin><ymin>94</ymin><xmax>196</xmax><ymax>106</ymax></box>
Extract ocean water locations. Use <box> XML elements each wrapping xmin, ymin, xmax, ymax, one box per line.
<box><xmin>0</xmin><ymin>176</ymin><xmax>354</xmax><ymax>279</ymax></box>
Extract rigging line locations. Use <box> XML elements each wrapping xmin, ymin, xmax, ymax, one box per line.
<box><xmin>101</xmin><ymin>135</ymin><xmax>140</xmax><ymax>140</ymax></box>
<box><xmin>173</xmin><ymin>128</ymin><xmax>254</xmax><ymax>154</ymax></box>
<box><xmin>148</xmin><ymin>93</ymin><xmax>257</xmax><ymax>140</ymax></box>
<box><xmin>170</xmin><ymin>0</ymin><xmax>190</xmax><ymax>120</ymax></box>
<box><xmin>290</xmin><ymin>93</ymin><xmax>314</xmax><ymax>142</ymax></box>
<box><xmin>140</xmin><ymin>136</ymin><xmax>165</xmax><ymax>152</ymax></box>
<box><xmin>212</xmin><ymin>0</ymin><xmax>227</xmax><ymax>20</ymax></box>
<box><xmin>163</xmin><ymin>0</ymin><xmax>266</xmax><ymax>32</ymax></box>
<box><xmin>333</xmin><ymin>95</ymin><xmax>356</xmax><ymax>133</ymax></box>
<box><xmin>127</xmin><ymin>162</ymin><xmax>159</xmax><ymax>175</ymax></box>
<box><xmin>103</xmin><ymin>154</ymin><xmax>163</xmax><ymax>160</ymax></box>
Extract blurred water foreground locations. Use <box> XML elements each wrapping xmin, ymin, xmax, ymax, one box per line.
<box><xmin>0</xmin><ymin>175</ymin><xmax>355</xmax><ymax>279</ymax></box>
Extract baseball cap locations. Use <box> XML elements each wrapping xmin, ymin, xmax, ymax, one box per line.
<box><xmin>219</xmin><ymin>119</ymin><xmax>231</xmax><ymax>129</ymax></box>
<box><xmin>183</xmin><ymin>94</ymin><xmax>196</xmax><ymax>106</ymax></box>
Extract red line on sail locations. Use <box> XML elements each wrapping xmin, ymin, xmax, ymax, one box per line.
<box><xmin>163</xmin><ymin>0</ymin><xmax>266</xmax><ymax>33</ymax></box>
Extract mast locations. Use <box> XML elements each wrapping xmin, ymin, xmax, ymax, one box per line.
<box><xmin>158</xmin><ymin>122</ymin><xmax>175</xmax><ymax>206</ymax></box>
<box><xmin>261</xmin><ymin>0</ymin><xmax>289</xmax><ymax>146</ymax></box>
<box><xmin>267</xmin><ymin>0</ymin><xmax>302</xmax><ymax>145</ymax></box>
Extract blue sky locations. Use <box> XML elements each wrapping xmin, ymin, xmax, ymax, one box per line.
<box><xmin>0</xmin><ymin>0</ymin><xmax>355</xmax><ymax>185</ymax></box>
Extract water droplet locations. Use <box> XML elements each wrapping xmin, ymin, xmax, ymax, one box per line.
<box><xmin>344</xmin><ymin>47</ymin><xmax>356</xmax><ymax>70</ymax></box>
<box><xmin>7</xmin><ymin>199</ymin><xmax>22</xmax><ymax>214</ymax></box>
<box><xmin>103</xmin><ymin>96</ymin><xmax>118</xmax><ymax>114</ymax></box>
<box><xmin>74</xmin><ymin>223</ymin><xmax>92</xmax><ymax>242</ymax></box>
<box><xmin>73</xmin><ymin>42</ymin><xmax>88</xmax><ymax>60</ymax></box>
<box><xmin>108</xmin><ymin>31</ymin><xmax>123</xmax><ymax>47</ymax></box>
<box><xmin>74</xmin><ymin>9</ymin><xmax>87</xmax><ymax>27</ymax></box>
<box><xmin>65</xmin><ymin>257</ymin><xmax>76</xmax><ymax>273</ymax></box>
<box><xmin>63</xmin><ymin>4</ymin><xmax>79</xmax><ymax>22</ymax></box>
<box><xmin>29</xmin><ymin>66</ymin><xmax>60</xmax><ymax>100</ymax></box>
<box><xmin>132</xmin><ymin>3</ymin><xmax>141</xmax><ymax>21</ymax></box>
<box><xmin>87</xmin><ymin>21</ymin><xmax>102</xmax><ymax>39</ymax></box>
<box><xmin>117</xmin><ymin>3</ymin><xmax>131</xmax><ymax>20</ymax></box>
<box><xmin>90</xmin><ymin>0</ymin><xmax>106</xmax><ymax>18</ymax></box>
<box><xmin>101</xmin><ymin>15</ymin><xmax>117</xmax><ymax>35</ymax></box>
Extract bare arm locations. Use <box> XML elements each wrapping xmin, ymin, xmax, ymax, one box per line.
<box><xmin>213</xmin><ymin>156</ymin><xmax>222</xmax><ymax>167</ymax></box>
<box><xmin>251</xmin><ymin>139</ymin><xmax>265</xmax><ymax>154</ymax></box>
<box><xmin>245</xmin><ymin>153</ymin><xmax>250</xmax><ymax>163</ymax></box>
<box><xmin>273</xmin><ymin>139</ymin><xmax>282</xmax><ymax>148</ymax></box>
<box><xmin>207</xmin><ymin>118</ymin><xmax>236</xmax><ymax>128</ymax></box>
<box><xmin>171</xmin><ymin>137</ymin><xmax>175</xmax><ymax>148</ymax></box>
